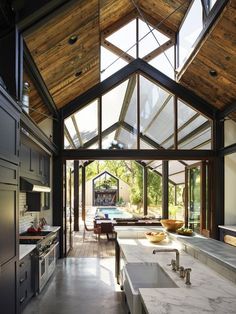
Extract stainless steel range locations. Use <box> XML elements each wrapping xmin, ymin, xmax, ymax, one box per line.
<box><xmin>20</xmin><ymin>231</ymin><xmax>59</xmax><ymax>292</ymax></box>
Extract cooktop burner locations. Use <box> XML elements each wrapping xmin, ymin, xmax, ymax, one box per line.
<box><xmin>20</xmin><ymin>231</ymin><xmax>52</xmax><ymax>237</ymax></box>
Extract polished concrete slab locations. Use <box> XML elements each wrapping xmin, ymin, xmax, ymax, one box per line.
<box><xmin>23</xmin><ymin>258</ymin><xmax>127</xmax><ymax>314</ymax></box>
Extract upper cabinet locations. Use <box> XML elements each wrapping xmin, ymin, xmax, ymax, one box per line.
<box><xmin>20</xmin><ymin>133</ymin><xmax>50</xmax><ymax>185</ymax></box>
<box><xmin>0</xmin><ymin>87</ymin><xmax>21</xmax><ymax>165</ymax></box>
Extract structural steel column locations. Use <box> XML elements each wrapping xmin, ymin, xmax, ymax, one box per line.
<box><xmin>143</xmin><ymin>165</ymin><xmax>148</xmax><ymax>216</ymax></box>
<box><xmin>82</xmin><ymin>165</ymin><xmax>86</xmax><ymax>221</ymax></box>
<box><xmin>162</xmin><ymin>161</ymin><xmax>169</xmax><ymax>219</ymax></box>
<box><xmin>74</xmin><ymin>160</ymin><xmax>79</xmax><ymax>231</ymax></box>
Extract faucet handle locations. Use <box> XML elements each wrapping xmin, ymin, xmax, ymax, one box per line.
<box><xmin>179</xmin><ymin>266</ymin><xmax>185</xmax><ymax>278</ymax></box>
<box><xmin>184</xmin><ymin>268</ymin><xmax>192</xmax><ymax>285</ymax></box>
<box><xmin>168</xmin><ymin>259</ymin><xmax>177</xmax><ymax>271</ymax></box>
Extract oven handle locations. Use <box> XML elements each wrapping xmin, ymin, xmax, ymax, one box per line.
<box><xmin>39</xmin><ymin>242</ymin><xmax>59</xmax><ymax>260</ymax></box>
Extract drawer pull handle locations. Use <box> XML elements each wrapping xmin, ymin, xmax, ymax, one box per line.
<box><xmin>19</xmin><ymin>262</ymin><xmax>24</xmax><ymax>267</ymax></box>
<box><xmin>20</xmin><ymin>297</ymin><xmax>25</xmax><ymax>304</ymax></box>
<box><xmin>20</xmin><ymin>278</ymin><xmax>25</xmax><ymax>284</ymax></box>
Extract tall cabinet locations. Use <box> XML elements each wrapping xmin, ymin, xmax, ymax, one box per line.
<box><xmin>0</xmin><ymin>86</ymin><xmax>21</xmax><ymax>314</ymax></box>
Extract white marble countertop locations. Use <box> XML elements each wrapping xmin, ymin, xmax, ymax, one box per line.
<box><xmin>219</xmin><ymin>225</ymin><xmax>236</xmax><ymax>232</ymax></box>
<box><xmin>19</xmin><ymin>244</ymin><xmax>36</xmax><ymax>260</ymax></box>
<box><xmin>41</xmin><ymin>226</ymin><xmax>60</xmax><ymax>232</ymax></box>
<box><xmin>118</xmin><ymin>237</ymin><xmax>236</xmax><ymax>314</ymax></box>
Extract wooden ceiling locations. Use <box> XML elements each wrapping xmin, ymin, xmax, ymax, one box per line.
<box><xmin>178</xmin><ymin>0</ymin><xmax>236</xmax><ymax>120</ymax></box>
<box><xmin>23</xmin><ymin>0</ymin><xmax>235</xmax><ymax>124</ymax></box>
<box><xmin>23</xmin><ymin>0</ymin><xmax>189</xmax><ymax>121</ymax></box>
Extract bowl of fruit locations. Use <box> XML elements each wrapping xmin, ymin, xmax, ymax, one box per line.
<box><xmin>176</xmin><ymin>227</ymin><xmax>193</xmax><ymax>236</ymax></box>
<box><xmin>160</xmin><ymin>219</ymin><xmax>184</xmax><ymax>232</ymax></box>
<box><xmin>145</xmin><ymin>231</ymin><xmax>166</xmax><ymax>243</ymax></box>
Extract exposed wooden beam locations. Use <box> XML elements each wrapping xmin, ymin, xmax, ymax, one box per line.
<box><xmin>71</xmin><ymin>115</ymin><xmax>83</xmax><ymax>147</ymax></box>
<box><xmin>143</xmin><ymin>40</ymin><xmax>174</xmax><ymax>62</ymax></box>
<box><xmin>102</xmin><ymin>39</ymin><xmax>134</xmax><ymax>63</ymax></box>
<box><xmin>23</xmin><ymin>42</ymin><xmax>58</xmax><ymax>118</ymax></box>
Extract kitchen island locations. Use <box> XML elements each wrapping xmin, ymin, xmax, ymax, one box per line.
<box><xmin>115</xmin><ymin>227</ymin><xmax>236</xmax><ymax>314</ymax></box>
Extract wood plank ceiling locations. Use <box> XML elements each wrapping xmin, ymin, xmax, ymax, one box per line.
<box><xmin>178</xmin><ymin>0</ymin><xmax>236</xmax><ymax>120</ymax></box>
<box><xmin>23</xmin><ymin>0</ymin><xmax>189</xmax><ymax>122</ymax></box>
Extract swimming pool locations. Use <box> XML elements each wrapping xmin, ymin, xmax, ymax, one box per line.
<box><xmin>97</xmin><ymin>207</ymin><xmax>132</xmax><ymax>220</ymax></box>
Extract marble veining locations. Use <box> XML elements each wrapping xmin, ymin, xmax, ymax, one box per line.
<box><xmin>118</xmin><ymin>236</ymin><xmax>236</xmax><ymax>314</ymax></box>
<box><xmin>19</xmin><ymin>244</ymin><xmax>36</xmax><ymax>260</ymax></box>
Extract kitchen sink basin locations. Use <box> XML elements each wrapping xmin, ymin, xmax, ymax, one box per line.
<box><xmin>123</xmin><ymin>263</ymin><xmax>178</xmax><ymax>314</ymax></box>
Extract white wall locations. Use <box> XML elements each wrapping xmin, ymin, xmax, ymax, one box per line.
<box><xmin>224</xmin><ymin>120</ymin><xmax>236</xmax><ymax>224</ymax></box>
<box><xmin>38</xmin><ymin>118</ymin><xmax>53</xmax><ymax>139</ymax></box>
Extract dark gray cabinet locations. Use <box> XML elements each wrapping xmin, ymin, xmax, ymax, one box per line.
<box><xmin>19</xmin><ymin>252</ymin><xmax>35</xmax><ymax>313</ymax></box>
<box><xmin>0</xmin><ymin>88</ymin><xmax>20</xmax><ymax>165</ymax></box>
<box><xmin>20</xmin><ymin>133</ymin><xmax>50</xmax><ymax>185</ymax></box>
<box><xmin>0</xmin><ymin>86</ymin><xmax>20</xmax><ymax>314</ymax></box>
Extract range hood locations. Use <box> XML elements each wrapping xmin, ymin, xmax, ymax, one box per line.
<box><xmin>20</xmin><ymin>177</ymin><xmax>51</xmax><ymax>192</ymax></box>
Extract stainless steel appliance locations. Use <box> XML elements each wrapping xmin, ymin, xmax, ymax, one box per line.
<box><xmin>20</xmin><ymin>231</ymin><xmax>58</xmax><ymax>293</ymax></box>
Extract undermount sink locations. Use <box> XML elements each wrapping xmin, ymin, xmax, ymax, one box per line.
<box><xmin>123</xmin><ymin>263</ymin><xmax>178</xmax><ymax>314</ymax></box>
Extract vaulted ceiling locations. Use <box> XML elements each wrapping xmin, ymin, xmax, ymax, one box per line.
<box><xmin>18</xmin><ymin>0</ymin><xmax>235</xmax><ymax>123</ymax></box>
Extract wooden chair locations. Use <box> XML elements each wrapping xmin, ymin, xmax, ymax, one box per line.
<box><xmin>83</xmin><ymin>221</ymin><xmax>101</xmax><ymax>242</ymax></box>
<box><xmin>100</xmin><ymin>222</ymin><xmax>116</xmax><ymax>241</ymax></box>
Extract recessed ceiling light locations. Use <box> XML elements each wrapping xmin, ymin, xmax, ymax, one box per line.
<box><xmin>75</xmin><ymin>70</ymin><xmax>82</xmax><ymax>77</ymax></box>
<box><xmin>68</xmin><ymin>35</ymin><xmax>78</xmax><ymax>45</ymax></box>
<box><xmin>209</xmin><ymin>69</ymin><xmax>218</xmax><ymax>77</ymax></box>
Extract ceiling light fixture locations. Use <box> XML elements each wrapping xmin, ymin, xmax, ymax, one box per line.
<box><xmin>75</xmin><ymin>70</ymin><xmax>82</xmax><ymax>77</ymax></box>
<box><xmin>209</xmin><ymin>69</ymin><xmax>218</xmax><ymax>77</ymax></box>
<box><xmin>68</xmin><ymin>35</ymin><xmax>78</xmax><ymax>45</ymax></box>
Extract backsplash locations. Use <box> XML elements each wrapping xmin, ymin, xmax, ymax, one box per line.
<box><xmin>19</xmin><ymin>192</ymin><xmax>52</xmax><ymax>233</ymax></box>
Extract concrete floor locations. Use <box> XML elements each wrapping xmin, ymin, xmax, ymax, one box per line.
<box><xmin>23</xmin><ymin>258</ymin><xmax>127</xmax><ymax>314</ymax></box>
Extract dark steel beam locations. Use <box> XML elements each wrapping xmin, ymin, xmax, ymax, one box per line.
<box><xmin>217</xmin><ymin>102</ymin><xmax>236</xmax><ymax>120</ymax></box>
<box><xmin>15</xmin><ymin>0</ymin><xmax>70</xmax><ymax>33</ymax></box>
<box><xmin>62</xmin><ymin>58</ymin><xmax>217</xmax><ymax>120</ymax></box>
<box><xmin>23</xmin><ymin>42</ymin><xmax>59</xmax><ymax>118</ymax></box>
<box><xmin>74</xmin><ymin>160</ymin><xmax>79</xmax><ymax>231</ymax></box>
<box><xmin>162</xmin><ymin>161</ymin><xmax>169</xmax><ymax>219</ymax></box>
<box><xmin>81</xmin><ymin>165</ymin><xmax>86</xmax><ymax>221</ymax></box>
<box><xmin>219</xmin><ymin>143</ymin><xmax>236</xmax><ymax>157</ymax></box>
<box><xmin>62</xmin><ymin>149</ymin><xmax>215</xmax><ymax>160</ymax></box>
<box><xmin>143</xmin><ymin>165</ymin><xmax>148</xmax><ymax>216</ymax></box>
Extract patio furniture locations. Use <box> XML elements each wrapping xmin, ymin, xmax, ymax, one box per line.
<box><xmin>100</xmin><ymin>222</ymin><xmax>116</xmax><ymax>241</ymax></box>
<box><xmin>83</xmin><ymin>221</ymin><xmax>101</xmax><ymax>242</ymax></box>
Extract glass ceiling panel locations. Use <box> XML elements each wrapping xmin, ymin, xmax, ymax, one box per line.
<box><xmin>178</xmin><ymin>115</ymin><xmax>208</xmax><ymax>143</ymax></box>
<box><xmin>149</xmin><ymin>46</ymin><xmax>175</xmax><ymax>79</ymax></box>
<box><xmin>140</xmin><ymin>139</ymin><xmax>155</xmax><ymax>149</ymax></box>
<box><xmin>102</xmin><ymin>131</ymin><xmax>117</xmax><ymax>149</ymax></box>
<box><xmin>64</xmin><ymin>117</ymin><xmax>80</xmax><ymax>148</ymax></box>
<box><xmin>106</xmin><ymin>19</ymin><xmax>137</xmax><ymax>58</ymax></box>
<box><xmin>168</xmin><ymin>160</ymin><xmax>185</xmax><ymax>176</ymax></box>
<box><xmin>118</xmin><ymin>127</ymin><xmax>137</xmax><ymax>149</ymax></box>
<box><xmin>123</xmin><ymin>76</ymin><xmax>137</xmax><ymax>128</ymax></box>
<box><xmin>179</xmin><ymin>127</ymin><xmax>211</xmax><ymax>149</ymax></box>
<box><xmin>146</xmin><ymin>96</ymin><xmax>174</xmax><ymax>148</ymax></box>
<box><xmin>102</xmin><ymin>80</ymin><xmax>129</xmax><ymax>131</ymax></box>
<box><xmin>138</xmin><ymin>19</ymin><xmax>170</xmax><ymax>58</ymax></box>
<box><xmin>140</xmin><ymin>75</ymin><xmax>170</xmax><ymax>134</ymax></box>
<box><xmin>178</xmin><ymin>99</ymin><xmax>198</xmax><ymax>128</ymax></box>
<box><xmin>100</xmin><ymin>46</ymin><xmax>128</xmax><ymax>81</ymax></box>
<box><xmin>169</xmin><ymin>172</ymin><xmax>185</xmax><ymax>185</ymax></box>
<box><xmin>74</xmin><ymin>100</ymin><xmax>98</xmax><ymax>145</ymax></box>
<box><xmin>64</xmin><ymin>136</ymin><xmax>71</xmax><ymax>149</ymax></box>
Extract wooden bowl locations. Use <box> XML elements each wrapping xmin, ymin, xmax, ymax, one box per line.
<box><xmin>145</xmin><ymin>231</ymin><xmax>166</xmax><ymax>243</ymax></box>
<box><xmin>160</xmin><ymin>219</ymin><xmax>184</xmax><ymax>232</ymax></box>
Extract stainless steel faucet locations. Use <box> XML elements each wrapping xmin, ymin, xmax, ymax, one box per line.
<box><xmin>153</xmin><ymin>248</ymin><xmax>180</xmax><ymax>271</ymax></box>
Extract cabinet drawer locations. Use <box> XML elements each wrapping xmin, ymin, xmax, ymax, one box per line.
<box><xmin>0</xmin><ymin>159</ymin><xmax>18</xmax><ymax>185</ymax></box>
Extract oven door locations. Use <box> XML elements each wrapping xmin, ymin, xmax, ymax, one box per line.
<box><xmin>47</xmin><ymin>242</ymin><xmax>59</xmax><ymax>278</ymax></box>
<box><xmin>39</xmin><ymin>254</ymin><xmax>48</xmax><ymax>292</ymax></box>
